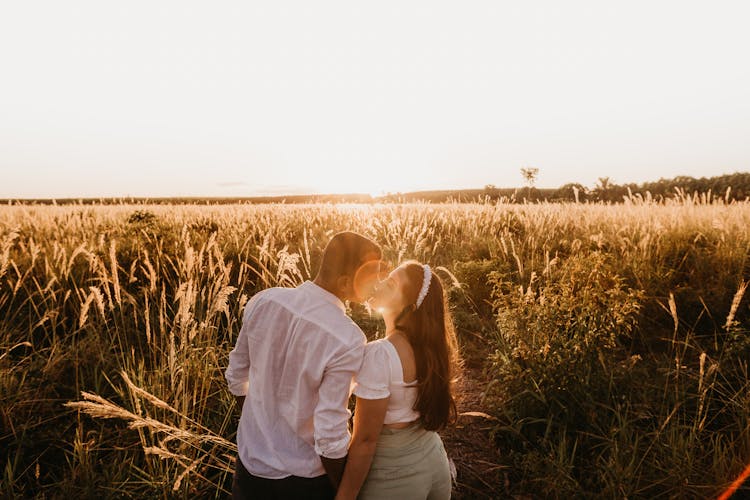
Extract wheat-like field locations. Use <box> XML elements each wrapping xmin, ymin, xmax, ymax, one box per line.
<box><xmin>1</xmin><ymin>200</ymin><xmax>749</xmax><ymax>498</ymax></box>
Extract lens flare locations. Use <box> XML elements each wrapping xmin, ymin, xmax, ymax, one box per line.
<box><xmin>353</xmin><ymin>259</ymin><xmax>390</xmax><ymax>302</ymax></box>
<box><xmin>718</xmin><ymin>462</ymin><xmax>750</xmax><ymax>500</ymax></box>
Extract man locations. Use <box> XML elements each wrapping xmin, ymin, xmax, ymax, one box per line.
<box><xmin>225</xmin><ymin>232</ymin><xmax>382</xmax><ymax>499</ymax></box>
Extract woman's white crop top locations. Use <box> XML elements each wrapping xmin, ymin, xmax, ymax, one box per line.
<box><xmin>353</xmin><ymin>338</ymin><xmax>420</xmax><ymax>425</ymax></box>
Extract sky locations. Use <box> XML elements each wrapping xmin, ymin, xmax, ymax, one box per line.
<box><xmin>1</xmin><ymin>1</ymin><xmax>749</xmax><ymax>199</ymax></box>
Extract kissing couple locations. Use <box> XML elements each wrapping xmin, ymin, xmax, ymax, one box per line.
<box><xmin>225</xmin><ymin>231</ymin><xmax>460</xmax><ymax>499</ymax></box>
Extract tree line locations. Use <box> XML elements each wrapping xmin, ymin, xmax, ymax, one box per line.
<box><xmin>551</xmin><ymin>171</ymin><xmax>750</xmax><ymax>202</ymax></box>
<box><xmin>4</xmin><ymin>172</ymin><xmax>749</xmax><ymax>205</ymax></box>
<box><xmin>482</xmin><ymin>171</ymin><xmax>750</xmax><ymax>203</ymax></box>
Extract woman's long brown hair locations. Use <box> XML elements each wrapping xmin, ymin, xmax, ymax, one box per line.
<box><xmin>395</xmin><ymin>262</ymin><xmax>460</xmax><ymax>431</ymax></box>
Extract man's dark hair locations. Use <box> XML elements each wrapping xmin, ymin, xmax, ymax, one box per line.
<box><xmin>316</xmin><ymin>232</ymin><xmax>381</xmax><ymax>282</ymax></box>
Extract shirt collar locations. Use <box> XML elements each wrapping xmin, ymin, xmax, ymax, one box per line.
<box><xmin>300</xmin><ymin>281</ymin><xmax>347</xmax><ymax>313</ymax></box>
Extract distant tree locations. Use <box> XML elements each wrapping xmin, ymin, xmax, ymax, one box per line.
<box><xmin>521</xmin><ymin>168</ymin><xmax>539</xmax><ymax>187</ymax></box>
<box><xmin>520</xmin><ymin>167</ymin><xmax>539</xmax><ymax>201</ymax></box>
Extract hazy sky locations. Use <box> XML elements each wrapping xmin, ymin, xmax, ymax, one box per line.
<box><xmin>1</xmin><ymin>1</ymin><xmax>748</xmax><ymax>198</ymax></box>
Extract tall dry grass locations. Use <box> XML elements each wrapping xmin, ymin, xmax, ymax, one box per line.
<box><xmin>1</xmin><ymin>198</ymin><xmax>748</xmax><ymax>497</ymax></box>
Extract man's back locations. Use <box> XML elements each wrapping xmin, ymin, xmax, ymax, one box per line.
<box><xmin>225</xmin><ymin>281</ymin><xmax>366</xmax><ymax>479</ymax></box>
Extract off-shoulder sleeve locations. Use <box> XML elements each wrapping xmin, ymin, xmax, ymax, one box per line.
<box><xmin>352</xmin><ymin>341</ymin><xmax>391</xmax><ymax>400</ymax></box>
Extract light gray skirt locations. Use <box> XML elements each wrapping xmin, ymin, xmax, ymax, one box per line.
<box><xmin>358</xmin><ymin>422</ymin><xmax>452</xmax><ymax>500</ymax></box>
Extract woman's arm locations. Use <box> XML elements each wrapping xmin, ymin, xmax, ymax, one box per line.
<box><xmin>334</xmin><ymin>396</ymin><xmax>389</xmax><ymax>500</ymax></box>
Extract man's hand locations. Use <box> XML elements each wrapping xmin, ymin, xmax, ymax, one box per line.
<box><xmin>320</xmin><ymin>455</ymin><xmax>347</xmax><ymax>490</ymax></box>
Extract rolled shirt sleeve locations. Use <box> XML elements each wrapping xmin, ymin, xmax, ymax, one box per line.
<box><xmin>225</xmin><ymin>296</ymin><xmax>260</xmax><ymax>396</ymax></box>
<box><xmin>313</xmin><ymin>339</ymin><xmax>365</xmax><ymax>458</ymax></box>
<box><xmin>225</xmin><ymin>335</ymin><xmax>250</xmax><ymax>396</ymax></box>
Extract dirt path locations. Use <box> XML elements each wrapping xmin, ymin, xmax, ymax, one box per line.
<box><xmin>441</xmin><ymin>355</ymin><xmax>506</xmax><ymax>499</ymax></box>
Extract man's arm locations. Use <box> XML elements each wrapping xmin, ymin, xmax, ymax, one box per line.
<box><xmin>226</xmin><ymin>329</ymin><xmax>250</xmax><ymax>401</ymax></box>
<box><xmin>313</xmin><ymin>341</ymin><xmax>365</xmax><ymax>489</ymax></box>
<box><xmin>226</xmin><ymin>298</ymin><xmax>260</xmax><ymax>409</ymax></box>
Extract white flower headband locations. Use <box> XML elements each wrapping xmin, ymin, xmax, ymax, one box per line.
<box><xmin>415</xmin><ymin>264</ymin><xmax>432</xmax><ymax>309</ymax></box>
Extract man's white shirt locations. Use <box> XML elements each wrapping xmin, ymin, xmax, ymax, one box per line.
<box><xmin>225</xmin><ymin>281</ymin><xmax>366</xmax><ymax>479</ymax></box>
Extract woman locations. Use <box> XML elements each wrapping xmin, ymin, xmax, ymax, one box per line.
<box><xmin>335</xmin><ymin>261</ymin><xmax>460</xmax><ymax>500</ymax></box>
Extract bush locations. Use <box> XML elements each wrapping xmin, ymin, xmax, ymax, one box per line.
<box><xmin>487</xmin><ymin>252</ymin><xmax>645</xmax><ymax>495</ymax></box>
<box><xmin>127</xmin><ymin>209</ymin><xmax>157</xmax><ymax>225</ymax></box>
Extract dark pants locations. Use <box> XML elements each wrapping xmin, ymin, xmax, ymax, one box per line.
<box><xmin>232</xmin><ymin>456</ymin><xmax>335</xmax><ymax>500</ymax></box>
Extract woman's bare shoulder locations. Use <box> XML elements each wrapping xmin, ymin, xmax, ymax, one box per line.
<box><xmin>386</xmin><ymin>331</ymin><xmax>417</xmax><ymax>381</ymax></box>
